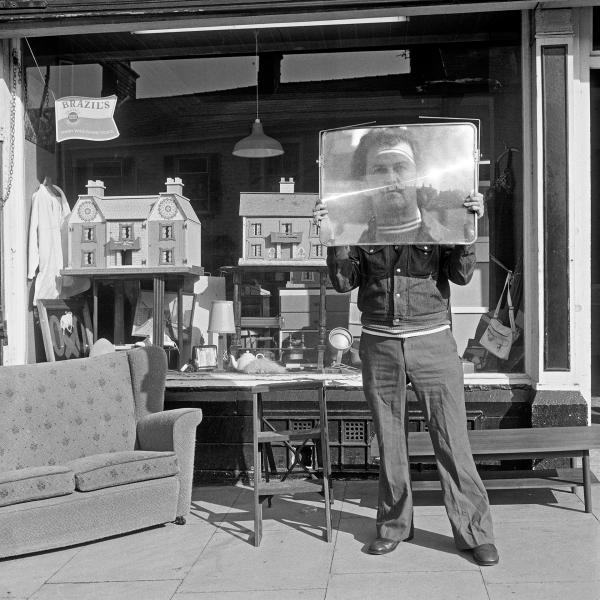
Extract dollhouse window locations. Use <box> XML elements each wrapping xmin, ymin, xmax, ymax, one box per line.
<box><xmin>82</xmin><ymin>251</ymin><xmax>95</xmax><ymax>266</ymax></box>
<box><xmin>82</xmin><ymin>226</ymin><xmax>95</xmax><ymax>242</ymax></box>
<box><xmin>160</xmin><ymin>224</ymin><xmax>174</xmax><ymax>240</ymax></box>
<box><xmin>251</xmin><ymin>223</ymin><xmax>262</xmax><ymax>236</ymax></box>
<box><xmin>281</xmin><ymin>222</ymin><xmax>292</xmax><ymax>234</ymax></box>
<box><xmin>160</xmin><ymin>249</ymin><xmax>174</xmax><ymax>264</ymax></box>
<box><xmin>311</xmin><ymin>243</ymin><xmax>324</xmax><ymax>258</ymax></box>
<box><xmin>119</xmin><ymin>223</ymin><xmax>133</xmax><ymax>240</ymax></box>
<box><xmin>251</xmin><ymin>244</ymin><xmax>262</xmax><ymax>257</ymax></box>
<box><xmin>311</xmin><ymin>221</ymin><xmax>321</xmax><ymax>237</ymax></box>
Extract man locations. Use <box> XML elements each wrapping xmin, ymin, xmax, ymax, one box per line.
<box><xmin>314</xmin><ymin>127</ymin><xmax>498</xmax><ymax>566</ymax></box>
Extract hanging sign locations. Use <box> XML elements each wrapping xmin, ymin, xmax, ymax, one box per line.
<box><xmin>55</xmin><ymin>95</ymin><xmax>119</xmax><ymax>142</ymax></box>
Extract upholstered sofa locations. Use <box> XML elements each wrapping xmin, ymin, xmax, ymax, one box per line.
<box><xmin>0</xmin><ymin>345</ymin><xmax>203</xmax><ymax>559</ymax></box>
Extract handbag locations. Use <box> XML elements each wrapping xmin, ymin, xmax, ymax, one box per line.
<box><xmin>480</xmin><ymin>273</ymin><xmax>519</xmax><ymax>360</ymax></box>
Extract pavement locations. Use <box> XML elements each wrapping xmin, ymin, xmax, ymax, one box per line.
<box><xmin>2</xmin><ymin>475</ymin><xmax>600</xmax><ymax>600</ymax></box>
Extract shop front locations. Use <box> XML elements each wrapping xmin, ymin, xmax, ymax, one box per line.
<box><xmin>0</xmin><ymin>1</ymin><xmax>594</xmax><ymax>478</ymax></box>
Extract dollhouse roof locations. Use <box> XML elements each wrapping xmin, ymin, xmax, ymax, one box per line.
<box><xmin>75</xmin><ymin>193</ymin><xmax>200</xmax><ymax>224</ymax></box>
<box><xmin>159</xmin><ymin>193</ymin><xmax>201</xmax><ymax>224</ymax></box>
<box><xmin>91</xmin><ymin>196</ymin><xmax>157</xmax><ymax>220</ymax></box>
<box><xmin>239</xmin><ymin>192</ymin><xmax>319</xmax><ymax>217</ymax></box>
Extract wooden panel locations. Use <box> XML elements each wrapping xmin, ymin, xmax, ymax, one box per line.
<box><xmin>542</xmin><ymin>44</ymin><xmax>570</xmax><ymax>371</ymax></box>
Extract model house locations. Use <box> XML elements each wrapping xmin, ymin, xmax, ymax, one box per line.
<box><xmin>67</xmin><ymin>178</ymin><xmax>202</xmax><ymax>269</ymax></box>
<box><xmin>239</xmin><ymin>178</ymin><xmax>325</xmax><ymax>266</ymax></box>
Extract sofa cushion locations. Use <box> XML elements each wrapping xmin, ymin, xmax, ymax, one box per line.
<box><xmin>67</xmin><ymin>451</ymin><xmax>179</xmax><ymax>492</ymax></box>
<box><xmin>0</xmin><ymin>352</ymin><xmax>137</xmax><ymax>472</ymax></box>
<box><xmin>0</xmin><ymin>466</ymin><xmax>75</xmax><ymax>507</ymax></box>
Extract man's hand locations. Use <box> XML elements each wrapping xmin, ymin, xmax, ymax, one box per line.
<box><xmin>313</xmin><ymin>201</ymin><xmax>329</xmax><ymax>223</ymax></box>
<box><xmin>463</xmin><ymin>192</ymin><xmax>485</xmax><ymax>219</ymax></box>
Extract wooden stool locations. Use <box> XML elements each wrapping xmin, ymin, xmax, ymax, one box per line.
<box><xmin>249</xmin><ymin>380</ymin><xmax>332</xmax><ymax>547</ymax></box>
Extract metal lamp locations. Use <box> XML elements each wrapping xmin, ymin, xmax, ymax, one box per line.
<box><xmin>232</xmin><ymin>31</ymin><xmax>284</xmax><ymax>159</ymax></box>
<box><xmin>207</xmin><ymin>300</ymin><xmax>236</xmax><ymax>370</ymax></box>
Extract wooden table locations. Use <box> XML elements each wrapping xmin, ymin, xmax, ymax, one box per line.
<box><xmin>62</xmin><ymin>266</ymin><xmax>202</xmax><ymax>364</ymax></box>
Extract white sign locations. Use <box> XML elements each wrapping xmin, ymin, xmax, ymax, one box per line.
<box><xmin>55</xmin><ymin>95</ymin><xmax>119</xmax><ymax>142</ymax></box>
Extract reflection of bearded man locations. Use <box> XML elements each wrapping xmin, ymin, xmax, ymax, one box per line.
<box><xmin>353</xmin><ymin>128</ymin><xmax>421</xmax><ymax>238</ymax></box>
<box><xmin>349</xmin><ymin>128</ymin><xmax>457</xmax><ymax>243</ymax></box>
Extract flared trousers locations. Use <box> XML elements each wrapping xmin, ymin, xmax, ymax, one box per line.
<box><xmin>359</xmin><ymin>329</ymin><xmax>495</xmax><ymax>549</ymax></box>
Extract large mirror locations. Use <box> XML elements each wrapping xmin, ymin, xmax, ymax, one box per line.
<box><xmin>319</xmin><ymin>123</ymin><xmax>478</xmax><ymax>246</ymax></box>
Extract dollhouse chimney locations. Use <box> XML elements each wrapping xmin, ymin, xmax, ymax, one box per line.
<box><xmin>165</xmin><ymin>177</ymin><xmax>184</xmax><ymax>195</ymax></box>
<box><xmin>279</xmin><ymin>177</ymin><xmax>295</xmax><ymax>194</ymax></box>
<box><xmin>86</xmin><ymin>180</ymin><xmax>105</xmax><ymax>197</ymax></box>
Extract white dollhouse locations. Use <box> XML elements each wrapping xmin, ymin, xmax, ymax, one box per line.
<box><xmin>239</xmin><ymin>178</ymin><xmax>325</xmax><ymax>266</ymax></box>
<box><xmin>67</xmin><ymin>178</ymin><xmax>202</xmax><ymax>270</ymax></box>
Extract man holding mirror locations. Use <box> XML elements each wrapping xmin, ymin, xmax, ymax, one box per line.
<box><xmin>313</xmin><ymin>126</ymin><xmax>498</xmax><ymax>566</ymax></box>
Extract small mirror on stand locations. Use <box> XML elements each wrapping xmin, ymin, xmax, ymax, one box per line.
<box><xmin>327</xmin><ymin>327</ymin><xmax>354</xmax><ymax>372</ymax></box>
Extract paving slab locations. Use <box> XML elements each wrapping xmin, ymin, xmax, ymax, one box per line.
<box><xmin>48</xmin><ymin>522</ymin><xmax>214</xmax><ymax>583</ymax></box>
<box><xmin>486</xmin><ymin>580</ymin><xmax>600</xmax><ymax>600</ymax></box>
<box><xmin>331</xmin><ymin>514</ymin><xmax>480</xmax><ymax>574</ymax></box>
<box><xmin>29</xmin><ymin>580</ymin><xmax>181</xmax><ymax>600</ymax></box>
<box><xmin>179</xmin><ymin>529</ymin><xmax>335</xmax><ymax>594</ymax></box>
<box><xmin>325</xmin><ymin>571</ymin><xmax>489</xmax><ymax>600</ymax></box>
<box><xmin>174</xmin><ymin>590</ymin><xmax>326</xmax><ymax>600</ymax></box>
<box><xmin>481</xmin><ymin>515</ymin><xmax>600</xmax><ymax>585</ymax></box>
<box><xmin>0</xmin><ymin>547</ymin><xmax>79</xmax><ymax>599</ymax></box>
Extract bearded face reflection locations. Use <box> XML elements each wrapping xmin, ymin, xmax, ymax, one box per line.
<box><xmin>364</xmin><ymin>141</ymin><xmax>420</xmax><ymax>228</ymax></box>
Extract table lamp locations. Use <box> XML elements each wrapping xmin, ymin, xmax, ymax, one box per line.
<box><xmin>208</xmin><ymin>300</ymin><xmax>236</xmax><ymax>371</ymax></box>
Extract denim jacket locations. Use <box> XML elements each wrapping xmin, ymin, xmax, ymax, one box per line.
<box><xmin>326</xmin><ymin>244</ymin><xmax>476</xmax><ymax>329</ymax></box>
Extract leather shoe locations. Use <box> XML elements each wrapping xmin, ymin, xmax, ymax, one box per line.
<box><xmin>472</xmin><ymin>543</ymin><xmax>499</xmax><ymax>566</ymax></box>
<box><xmin>367</xmin><ymin>538</ymin><xmax>400</xmax><ymax>555</ymax></box>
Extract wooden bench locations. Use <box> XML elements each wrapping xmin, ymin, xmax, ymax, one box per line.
<box><xmin>406</xmin><ymin>425</ymin><xmax>600</xmax><ymax>512</ymax></box>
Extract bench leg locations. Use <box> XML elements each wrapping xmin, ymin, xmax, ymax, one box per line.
<box><xmin>570</xmin><ymin>457</ymin><xmax>578</xmax><ymax>494</ymax></box>
<box><xmin>583</xmin><ymin>450</ymin><xmax>592</xmax><ymax>513</ymax></box>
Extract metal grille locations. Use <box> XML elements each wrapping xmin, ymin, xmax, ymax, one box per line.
<box><xmin>343</xmin><ymin>420</ymin><xmax>365</xmax><ymax>442</ymax></box>
<box><xmin>291</xmin><ymin>420</ymin><xmax>313</xmax><ymax>431</ymax></box>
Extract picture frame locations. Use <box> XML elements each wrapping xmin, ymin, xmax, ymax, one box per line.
<box><xmin>37</xmin><ymin>298</ymin><xmax>94</xmax><ymax>362</ymax></box>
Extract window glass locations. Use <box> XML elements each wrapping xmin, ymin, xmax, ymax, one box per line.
<box><xmin>24</xmin><ymin>12</ymin><xmax>523</xmax><ymax>373</ymax></box>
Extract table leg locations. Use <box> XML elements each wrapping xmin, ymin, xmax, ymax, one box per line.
<box><xmin>319</xmin><ymin>385</ymin><xmax>333</xmax><ymax>542</ymax></box>
<box><xmin>177</xmin><ymin>282</ymin><xmax>183</xmax><ymax>368</ymax></box>
<box><xmin>114</xmin><ymin>280</ymin><xmax>125</xmax><ymax>345</ymax></box>
<box><xmin>583</xmin><ymin>450</ymin><xmax>592</xmax><ymax>513</ymax></box>
<box><xmin>253</xmin><ymin>392</ymin><xmax>263</xmax><ymax>546</ymax></box>
<box><xmin>92</xmin><ymin>280</ymin><xmax>99</xmax><ymax>342</ymax></box>
<box><xmin>153</xmin><ymin>275</ymin><xmax>165</xmax><ymax>348</ymax></box>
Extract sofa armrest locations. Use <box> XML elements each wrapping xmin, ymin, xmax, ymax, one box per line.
<box><xmin>137</xmin><ymin>408</ymin><xmax>203</xmax><ymax>520</ymax></box>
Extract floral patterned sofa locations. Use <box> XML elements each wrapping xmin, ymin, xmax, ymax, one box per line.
<box><xmin>0</xmin><ymin>345</ymin><xmax>203</xmax><ymax>559</ymax></box>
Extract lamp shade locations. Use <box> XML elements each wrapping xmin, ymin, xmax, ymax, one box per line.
<box><xmin>232</xmin><ymin>118</ymin><xmax>284</xmax><ymax>158</ymax></box>
<box><xmin>208</xmin><ymin>300</ymin><xmax>236</xmax><ymax>333</ymax></box>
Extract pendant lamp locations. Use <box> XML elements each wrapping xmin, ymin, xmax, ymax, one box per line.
<box><xmin>233</xmin><ymin>32</ymin><xmax>284</xmax><ymax>158</ymax></box>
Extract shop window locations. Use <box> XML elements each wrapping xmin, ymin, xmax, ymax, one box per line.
<box><xmin>164</xmin><ymin>154</ymin><xmax>220</xmax><ymax>215</ymax></box>
<box><xmin>250</xmin><ymin>222</ymin><xmax>262</xmax><ymax>236</ymax></box>
<box><xmin>119</xmin><ymin>223</ymin><xmax>133</xmax><ymax>240</ymax></box>
<box><xmin>281</xmin><ymin>223</ymin><xmax>292</xmax><ymax>234</ymax></box>
<box><xmin>311</xmin><ymin>221</ymin><xmax>321</xmax><ymax>237</ymax></box>
<box><xmin>73</xmin><ymin>157</ymin><xmax>134</xmax><ymax>197</ymax></box>
<box><xmin>160</xmin><ymin>224</ymin><xmax>174</xmax><ymax>240</ymax></box>
<box><xmin>160</xmin><ymin>249</ymin><xmax>174</xmax><ymax>265</ymax></box>
<box><xmin>82</xmin><ymin>251</ymin><xmax>95</xmax><ymax>267</ymax></box>
<box><xmin>29</xmin><ymin>12</ymin><xmax>523</xmax><ymax>375</ymax></box>
<box><xmin>82</xmin><ymin>226</ymin><xmax>95</xmax><ymax>242</ymax></box>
